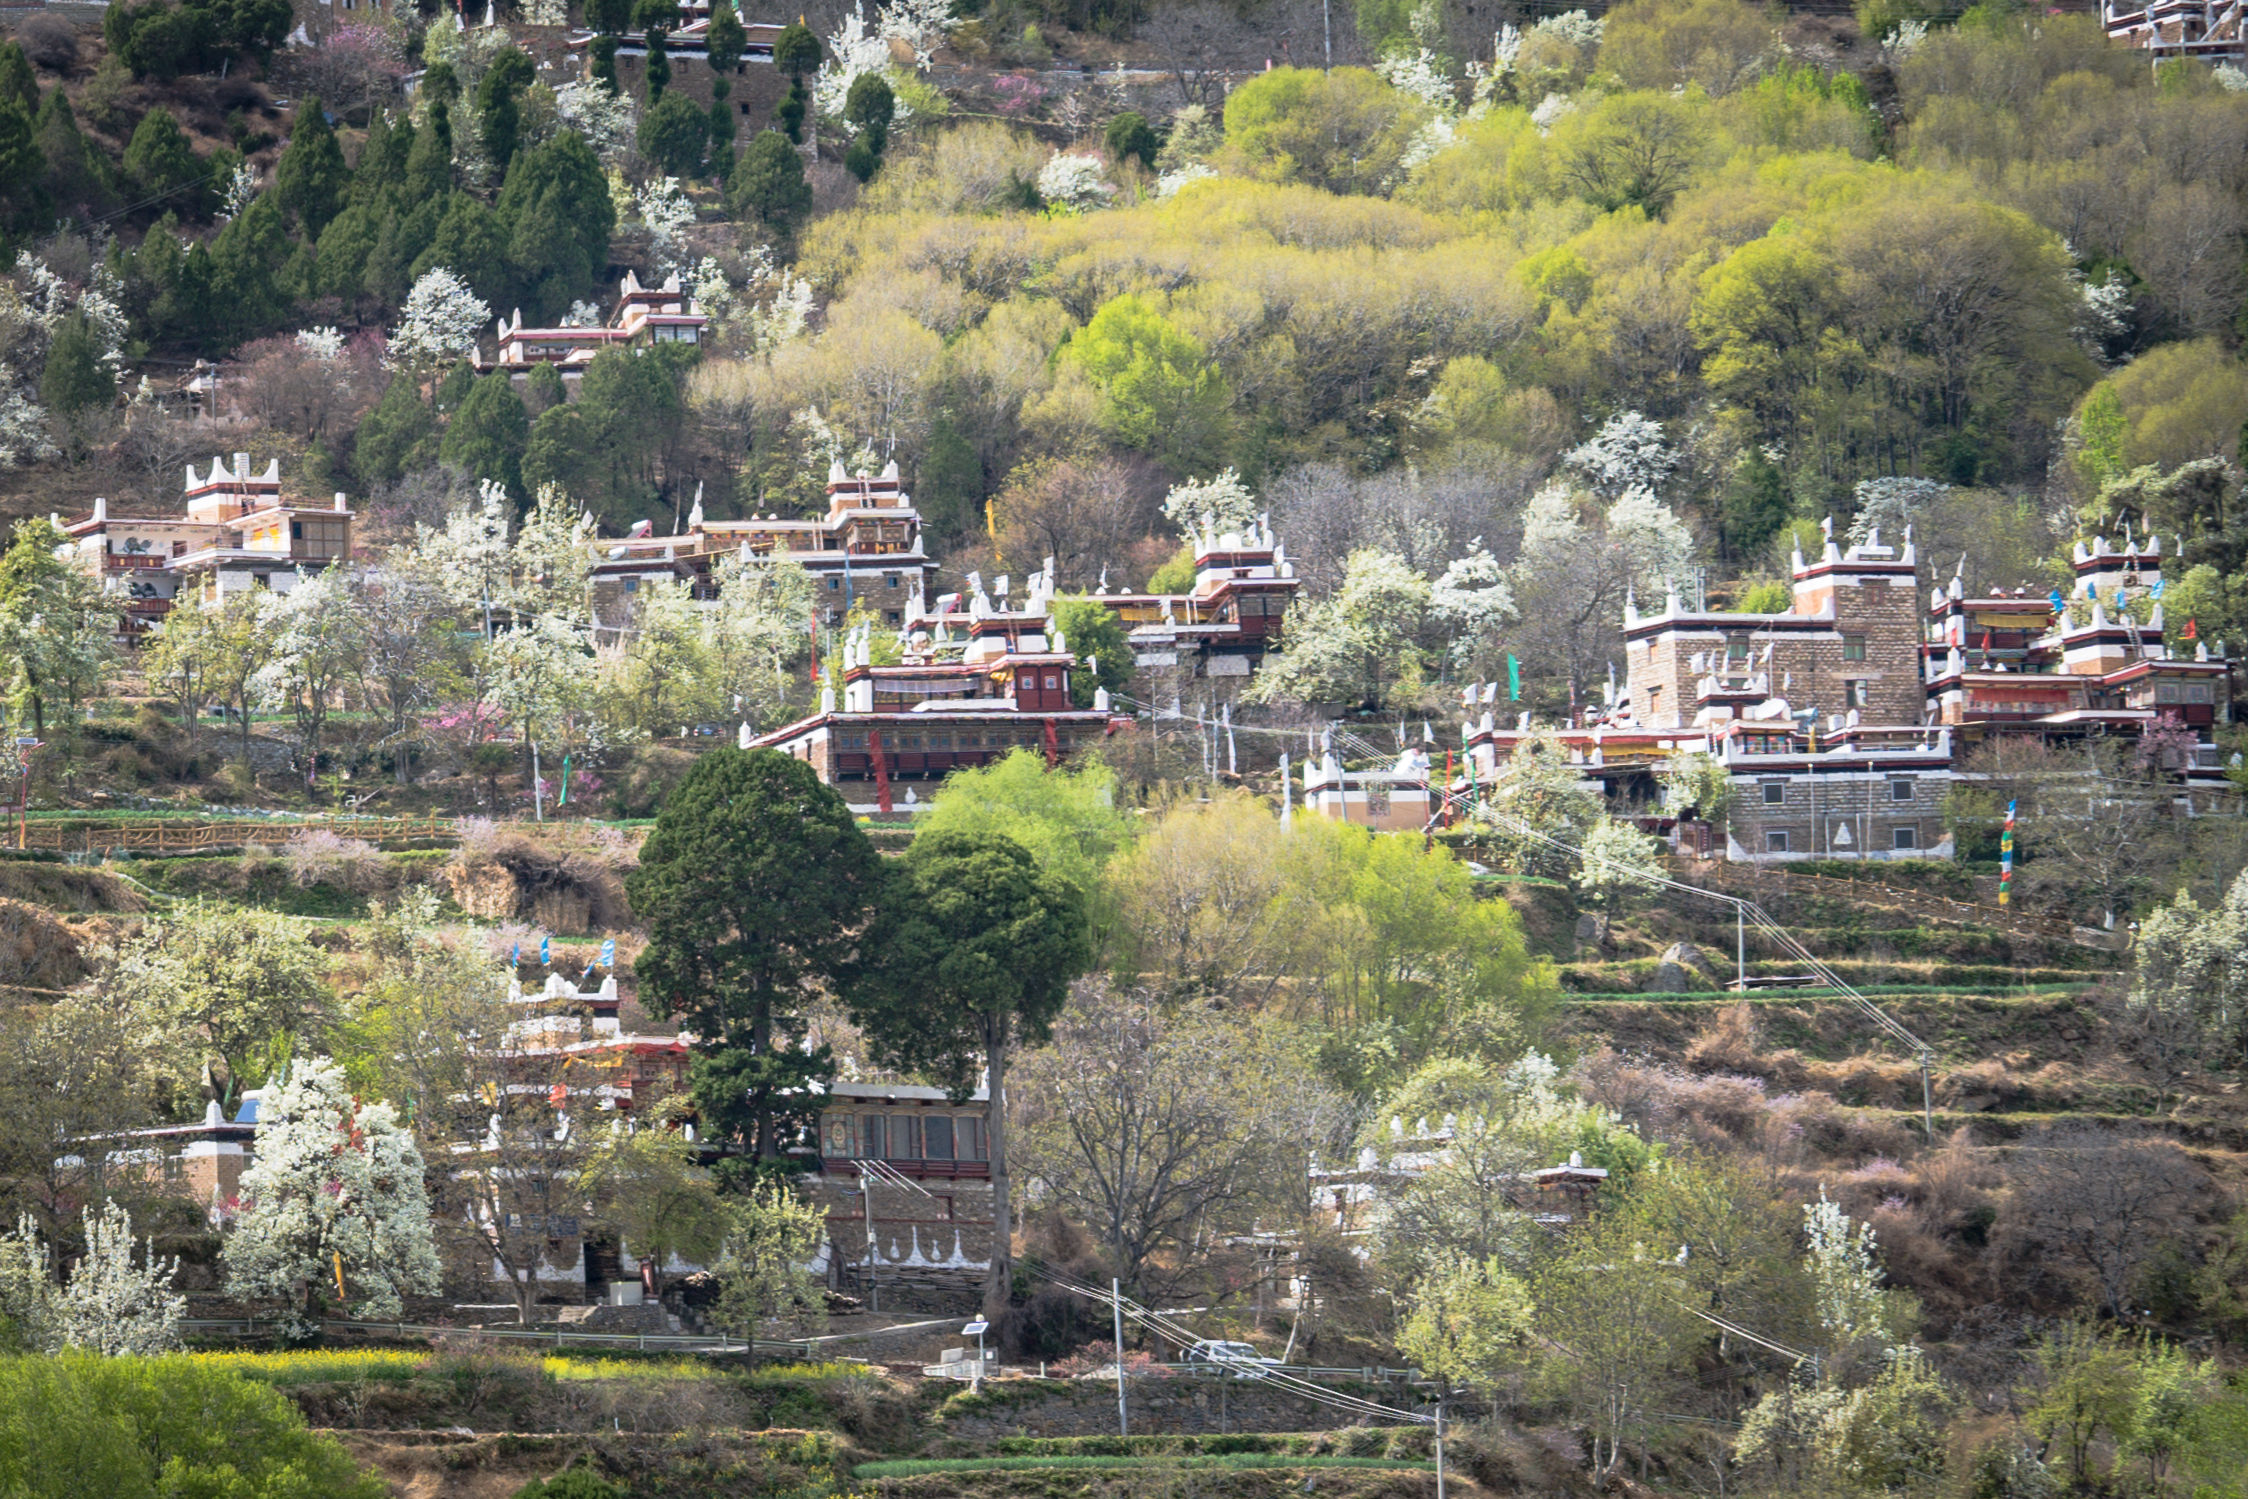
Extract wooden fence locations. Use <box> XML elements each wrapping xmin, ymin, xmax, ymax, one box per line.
<box><xmin>28</xmin><ymin>813</ymin><xmax>454</xmax><ymax>855</ymax></box>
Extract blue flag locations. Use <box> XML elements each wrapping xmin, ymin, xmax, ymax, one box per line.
<box><xmin>2151</xmin><ymin>576</ymin><xmax>2166</xmax><ymax>599</ymax></box>
<box><xmin>540</xmin><ymin>935</ymin><xmax>551</xmax><ymax>967</ymax></box>
<box><xmin>511</xmin><ymin>942</ymin><xmax>520</xmax><ymax>966</ymax></box>
<box><xmin>2113</xmin><ymin>587</ymin><xmax>2127</xmax><ymax>614</ymax></box>
<box><xmin>2048</xmin><ymin>587</ymin><xmax>2065</xmax><ymax>614</ymax></box>
<box><xmin>600</xmin><ymin>938</ymin><xmax>615</xmax><ymax>970</ymax></box>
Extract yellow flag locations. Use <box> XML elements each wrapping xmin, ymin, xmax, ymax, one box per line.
<box><xmin>332</xmin><ymin>1250</ymin><xmax>346</xmax><ymax>1300</ymax></box>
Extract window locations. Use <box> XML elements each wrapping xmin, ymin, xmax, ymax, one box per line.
<box><xmin>886</xmin><ymin>610</ymin><xmax>901</xmax><ymax>625</ymax></box>
<box><xmin>2157</xmin><ymin>682</ymin><xmax>2180</xmax><ymax>703</ymax></box>
<box><xmin>858</xmin><ymin>1115</ymin><xmax>885</xmax><ymax>1159</ymax></box>
<box><xmin>162</xmin><ymin>1154</ymin><xmax>185</xmax><ymax>1184</ymax></box>
<box><xmin>290</xmin><ymin>521</ymin><xmax>303</xmax><ymax>540</ymax></box>
<box><xmin>622</xmin><ymin>577</ymin><xmax>639</xmax><ymax>593</ymax></box>
<box><xmin>1762</xmin><ymin>781</ymin><xmax>1786</xmax><ymax>805</ymax></box>
<box><xmin>823</xmin><ymin>1117</ymin><xmax>852</xmax><ymax>1157</ymax></box>
<box><xmin>1765</xmin><ymin>830</ymin><xmax>1791</xmax><ymax>853</ymax></box>
<box><xmin>1044</xmin><ymin>674</ymin><xmax>1059</xmax><ymax>691</ymax></box>
<box><xmin>1890</xmin><ymin>779</ymin><xmax>1914</xmax><ymax>802</ymax></box>
<box><xmin>1892</xmin><ymin>826</ymin><xmax>1918</xmax><ymax>850</ymax></box>
<box><xmin>1843</xmin><ymin>635</ymin><xmax>1867</xmax><ymax>661</ymax></box>
<box><xmin>1726</xmin><ymin>637</ymin><xmax>1749</xmax><ymax>660</ymax></box>
<box><xmin>958</xmin><ymin>1115</ymin><xmax>987</xmax><ymax>1161</ymax></box>
<box><xmin>2190</xmin><ymin>683</ymin><xmax>2213</xmax><ymax>703</ymax></box>
<box><xmin>924</xmin><ymin>1116</ymin><xmax>954</xmax><ymax>1161</ymax></box>
<box><xmin>887</xmin><ymin>1116</ymin><xmax>921</xmax><ymax>1160</ymax></box>
<box><xmin>827</xmin><ymin>576</ymin><xmax>841</xmax><ymax>590</ymax></box>
<box><xmin>884</xmin><ymin>573</ymin><xmax>899</xmax><ymax>590</ymax></box>
<box><xmin>1844</xmin><ymin>681</ymin><xmax>1867</xmax><ymax>710</ymax></box>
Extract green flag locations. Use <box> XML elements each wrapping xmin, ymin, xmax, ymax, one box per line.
<box><xmin>1506</xmin><ymin>654</ymin><xmax>1520</xmax><ymax>701</ymax></box>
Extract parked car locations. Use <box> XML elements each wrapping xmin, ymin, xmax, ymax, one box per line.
<box><xmin>1181</xmin><ymin>1339</ymin><xmax>1282</xmax><ymax>1378</ymax></box>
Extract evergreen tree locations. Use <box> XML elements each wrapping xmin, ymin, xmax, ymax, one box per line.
<box><xmin>0</xmin><ymin>40</ymin><xmax>35</xmax><ymax>115</ymax></box>
<box><xmin>705</xmin><ymin>0</ymin><xmax>745</xmax><ymax>169</ymax></box>
<box><xmin>476</xmin><ymin>48</ymin><xmax>535</xmax><ymax>176</ymax></box>
<box><xmin>842</xmin><ymin>72</ymin><xmax>891</xmax><ymax>182</ymax></box>
<box><xmin>590</xmin><ymin>35</ymin><xmax>621</xmax><ymax>95</ymax></box>
<box><xmin>627</xmin><ymin>750</ymin><xmax>882</xmax><ymax>1163</ymax></box>
<box><xmin>353</xmin><ymin>110</ymin><xmax>410</xmax><ymax>205</ymax></box>
<box><xmin>848</xmin><ymin>831</ymin><xmax>1092</xmax><ymax>1311</ymax></box>
<box><xmin>273</xmin><ymin>96</ymin><xmax>347</xmax><ymax>238</ymax></box>
<box><xmin>639</xmin><ymin>91</ymin><xmax>706</xmax><ymax>179</ymax></box>
<box><xmin>39</xmin><ymin>310</ymin><xmax>113</xmax><ymax>419</ymax></box>
<box><xmin>413</xmin><ymin>191</ymin><xmax>512</xmax><ymax>311</ymax></box>
<box><xmin>122</xmin><ymin>106</ymin><xmax>200</xmax><ymax>211</ymax></box>
<box><xmin>644</xmin><ymin>30</ymin><xmax>670</xmax><ymax>100</ymax></box>
<box><xmin>728</xmin><ymin>129</ymin><xmax>809</xmax><ymax>236</ymax></box>
<box><xmin>522</xmin><ymin>400</ymin><xmax>598</xmax><ymax>508</ymax></box>
<box><xmin>1103</xmin><ymin>110</ymin><xmax>1157</xmax><ymax>171</ymax></box>
<box><xmin>354</xmin><ymin>370</ymin><xmax>439</xmax><ymax>485</ymax></box>
<box><xmin>772</xmin><ymin>21</ymin><xmax>818</xmax><ymax>143</ymax></box>
<box><xmin>206</xmin><ymin>192</ymin><xmax>290</xmax><ymax>342</ymax></box>
<box><xmin>0</xmin><ymin>98</ymin><xmax>40</xmax><ymax>223</ymax></box>
<box><xmin>312</xmin><ymin>200</ymin><xmax>381</xmax><ymax>305</ymax></box>
<box><xmin>496</xmin><ymin>132</ymin><xmax>613</xmax><ymax>324</ymax></box>
<box><xmin>438</xmin><ymin>370</ymin><xmax>529</xmax><ymax>497</ymax></box>
<box><xmin>404</xmin><ymin>98</ymin><xmax>453</xmax><ymax>202</ymax></box>
<box><xmin>584</xmin><ymin>0</ymin><xmax>632</xmax><ymax>34</ymax></box>
<box><xmin>33</xmin><ymin>90</ymin><xmax>111</xmax><ymax>216</ymax></box>
<box><xmin>523</xmin><ymin>360</ymin><xmax>565</xmax><ymax>417</ymax></box>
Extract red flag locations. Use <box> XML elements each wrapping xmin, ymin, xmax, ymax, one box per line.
<box><xmin>2183</xmin><ymin>618</ymin><xmax>2200</xmax><ymax>640</ymax></box>
<box><xmin>1979</xmin><ymin>631</ymin><xmax>1991</xmax><ymax>654</ymax></box>
<box><xmin>548</xmin><ymin>1082</ymin><xmax>567</xmax><ymax>1107</ymax></box>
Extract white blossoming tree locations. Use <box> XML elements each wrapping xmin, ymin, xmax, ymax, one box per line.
<box><xmin>1036</xmin><ymin>151</ymin><xmax>1112</xmax><ymax>212</ymax></box>
<box><xmin>1574</xmin><ymin>815</ymin><xmax>1665</xmax><ymax>911</ymax></box>
<box><xmin>222</xmin><ymin>1057</ymin><xmax>442</xmax><ymax>1334</ymax></box>
<box><xmin>1565</xmin><ymin>410</ymin><xmax>1680</xmax><ymax>499</ymax></box>
<box><xmin>0</xmin><ymin>1203</ymin><xmax>185</xmax><ymax>1355</ymax></box>
<box><xmin>1160</xmin><ymin>468</ymin><xmax>1261</xmax><ymax>538</ymax></box>
<box><xmin>557</xmin><ymin>81</ymin><xmax>640</xmax><ymax>169</ymax></box>
<box><xmin>387</xmin><ymin>267</ymin><xmax>492</xmax><ymax>372</ymax></box>
<box><xmin>1847</xmin><ymin>477</ymin><xmax>1949</xmax><ymax>547</ymax></box>
<box><xmin>1245</xmin><ymin>548</ymin><xmax>1433</xmax><ymax>709</ymax></box>
<box><xmin>295</xmin><ymin>326</ymin><xmax>346</xmax><ymax>360</ymax></box>
<box><xmin>637</xmin><ymin>178</ymin><xmax>697</xmax><ymax>276</ymax></box>
<box><xmin>1431</xmin><ymin>541</ymin><xmax>1516</xmax><ymax>671</ymax></box>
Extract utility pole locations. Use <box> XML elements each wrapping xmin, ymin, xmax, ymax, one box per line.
<box><xmin>1435</xmin><ymin>1393</ymin><xmax>1446</xmax><ymax>1499</ymax></box>
<box><xmin>1736</xmin><ymin>906</ymin><xmax>1746</xmax><ymax>991</ymax></box>
<box><xmin>1112</xmin><ymin>1278</ymin><xmax>1129</xmax><ymax>1437</ymax></box>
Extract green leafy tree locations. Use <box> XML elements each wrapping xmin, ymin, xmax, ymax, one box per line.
<box><xmin>1063</xmin><ymin>292</ymin><xmax>1230</xmax><ymax>473</ymax></box>
<box><xmin>1222</xmin><ymin>66</ymin><xmax>1426</xmax><ymax>195</ymax></box>
<box><xmin>576</xmin><ymin>1124</ymin><xmax>730</xmax><ymax>1292</ymax></box>
<box><xmin>439</xmin><ymin>370</ymin><xmax>530</xmax><ymax>498</ymax></box>
<box><xmin>0</xmin><ymin>518</ymin><xmax>115</xmax><ymax>740</ymax></box>
<box><xmin>915</xmin><ymin>748</ymin><xmax>1135</xmax><ymax>920</ymax></box>
<box><xmin>639</xmin><ymin>91</ymin><xmax>708</xmax><ymax>178</ymax></box>
<box><xmin>1533</xmin><ymin>1207</ymin><xmax>1703</xmax><ymax>1479</ymax></box>
<box><xmin>36</xmin><ymin>90</ymin><xmax>108</xmax><ymax>216</ymax></box>
<box><xmin>1048</xmin><ymin>595</ymin><xmax>1132</xmax><ymax>708</ymax></box>
<box><xmin>848</xmin><ymin>830</ymin><xmax>1093</xmax><ymax>1311</ymax></box>
<box><xmin>273</xmin><ymin>96</ymin><xmax>347</xmax><ymax>237</ymax></box>
<box><xmin>710</xmin><ymin>1178</ymin><xmax>826</xmax><ymax>1352</ymax></box>
<box><xmin>729</xmin><ymin>129</ymin><xmax>811</xmax><ymax>236</ymax></box>
<box><xmin>584</xmin><ymin>0</ymin><xmax>632</xmax><ymax>33</ymax></box>
<box><xmin>107</xmin><ymin>905</ymin><xmax>333</xmax><ymax>1109</ymax></box>
<box><xmin>1243</xmin><ymin>548</ymin><xmax>1430</xmax><ymax>710</ymax></box>
<box><xmin>627</xmin><ymin>750</ymin><xmax>881</xmax><ymax>1161</ymax></box>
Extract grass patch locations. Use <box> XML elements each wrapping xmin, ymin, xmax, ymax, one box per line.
<box><xmin>855</xmin><ymin>1454</ymin><xmax>1434</xmax><ymax>1478</ymax></box>
<box><xmin>188</xmin><ymin>1349</ymin><xmax>428</xmax><ymax>1385</ymax></box>
<box><xmin>995</xmin><ymin>1431</ymin><xmax>1433</xmax><ymax>1459</ymax></box>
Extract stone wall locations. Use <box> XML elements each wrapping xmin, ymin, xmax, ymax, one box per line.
<box><xmin>941</xmin><ymin>1377</ymin><xmax>1414</xmax><ymax>1440</ymax></box>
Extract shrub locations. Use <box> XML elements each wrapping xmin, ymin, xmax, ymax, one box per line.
<box><xmin>0</xmin><ymin>1353</ymin><xmax>385</xmax><ymax>1496</ymax></box>
<box><xmin>14</xmin><ymin>14</ymin><xmax>79</xmax><ymax>71</ymax></box>
<box><xmin>280</xmin><ymin>828</ymin><xmax>391</xmax><ymax>893</ymax></box>
<box><xmin>514</xmin><ymin>1468</ymin><xmax>625</xmax><ymax>1499</ymax></box>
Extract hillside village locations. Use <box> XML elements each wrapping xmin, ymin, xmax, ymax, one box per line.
<box><xmin>4</xmin><ymin>0</ymin><xmax>2248</xmax><ymax>1494</ymax></box>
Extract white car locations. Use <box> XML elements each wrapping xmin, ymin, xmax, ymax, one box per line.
<box><xmin>1181</xmin><ymin>1339</ymin><xmax>1283</xmax><ymax>1378</ymax></box>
